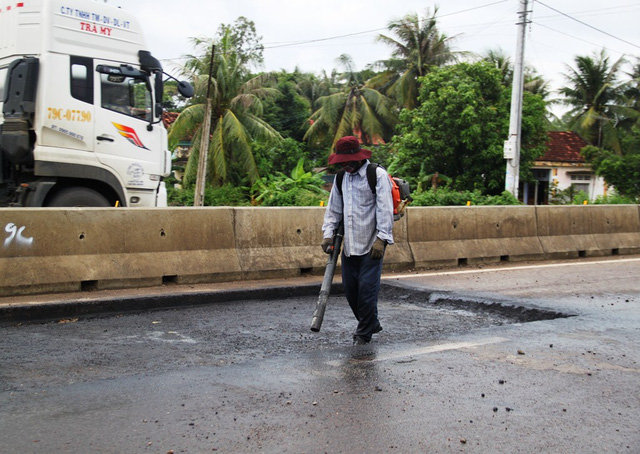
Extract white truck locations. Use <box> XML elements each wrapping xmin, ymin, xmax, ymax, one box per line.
<box><xmin>0</xmin><ymin>0</ymin><xmax>192</xmax><ymax>207</ymax></box>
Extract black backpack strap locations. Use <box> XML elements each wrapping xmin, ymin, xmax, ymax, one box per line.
<box><xmin>336</xmin><ymin>169</ymin><xmax>345</xmax><ymax>196</ymax></box>
<box><xmin>366</xmin><ymin>163</ymin><xmax>378</xmax><ymax>195</ymax></box>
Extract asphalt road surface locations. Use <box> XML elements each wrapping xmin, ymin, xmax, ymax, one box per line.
<box><xmin>1</xmin><ymin>256</ymin><xmax>639</xmax><ymax>453</ymax></box>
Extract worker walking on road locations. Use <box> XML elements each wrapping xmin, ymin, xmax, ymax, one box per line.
<box><xmin>321</xmin><ymin>136</ymin><xmax>394</xmax><ymax>345</ymax></box>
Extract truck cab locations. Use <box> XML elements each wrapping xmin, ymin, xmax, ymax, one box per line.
<box><xmin>0</xmin><ymin>0</ymin><xmax>192</xmax><ymax>207</ymax></box>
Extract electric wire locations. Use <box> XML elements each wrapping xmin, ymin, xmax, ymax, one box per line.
<box><xmin>262</xmin><ymin>0</ymin><xmax>510</xmax><ymax>50</ymax></box>
<box><xmin>159</xmin><ymin>0</ymin><xmax>513</xmax><ymax>62</ymax></box>
<box><xmin>534</xmin><ymin>4</ymin><xmax>640</xmax><ymax>22</ymax></box>
<box><xmin>532</xmin><ymin>21</ymin><xmax>628</xmax><ymax>57</ymax></box>
<box><xmin>535</xmin><ymin>1</ymin><xmax>640</xmax><ymax>50</ymax></box>
<box><xmin>158</xmin><ymin>1</ymin><xmax>638</xmax><ymax>67</ymax></box>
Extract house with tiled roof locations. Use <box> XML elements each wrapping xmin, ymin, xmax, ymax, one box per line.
<box><xmin>522</xmin><ymin>131</ymin><xmax>607</xmax><ymax>204</ymax></box>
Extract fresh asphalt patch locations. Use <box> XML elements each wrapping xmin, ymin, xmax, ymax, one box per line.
<box><xmin>0</xmin><ymin>281</ymin><xmax>572</xmax><ymax>326</ymax></box>
<box><xmin>0</xmin><ymin>282</ymin><xmax>573</xmax><ymax>392</ymax></box>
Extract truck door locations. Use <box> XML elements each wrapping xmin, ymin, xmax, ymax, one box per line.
<box><xmin>93</xmin><ymin>61</ymin><xmax>163</xmax><ymax>193</ymax></box>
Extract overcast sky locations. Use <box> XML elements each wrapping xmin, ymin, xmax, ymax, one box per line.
<box><xmin>111</xmin><ymin>0</ymin><xmax>638</xmax><ymax>109</ymax></box>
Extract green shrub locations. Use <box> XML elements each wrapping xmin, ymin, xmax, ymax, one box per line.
<box><xmin>411</xmin><ymin>188</ymin><xmax>521</xmax><ymax>206</ymax></box>
<box><xmin>251</xmin><ymin>158</ymin><xmax>328</xmax><ymax>206</ymax></box>
<box><xmin>549</xmin><ymin>186</ymin><xmax>639</xmax><ymax>205</ymax></box>
<box><xmin>550</xmin><ymin>186</ymin><xmax>588</xmax><ymax>205</ymax></box>
<box><xmin>592</xmin><ymin>194</ymin><xmax>639</xmax><ymax>204</ymax></box>
<box><xmin>167</xmin><ymin>184</ymin><xmax>251</xmax><ymax>207</ymax></box>
<box><xmin>166</xmin><ymin>185</ymin><xmax>194</xmax><ymax>206</ymax></box>
<box><xmin>259</xmin><ymin>187</ymin><xmax>325</xmax><ymax>206</ymax></box>
<box><xmin>481</xmin><ymin>191</ymin><xmax>522</xmax><ymax>205</ymax></box>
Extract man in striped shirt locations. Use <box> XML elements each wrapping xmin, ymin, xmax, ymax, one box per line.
<box><xmin>321</xmin><ymin>136</ymin><xmax>394</xmax><ymax>345</ymax></box>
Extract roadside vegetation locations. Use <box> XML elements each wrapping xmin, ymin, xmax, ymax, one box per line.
<box><xmin>165</xmin><ymin>12</ymin><xmax>640</xmax><ymax>207</ymax></box>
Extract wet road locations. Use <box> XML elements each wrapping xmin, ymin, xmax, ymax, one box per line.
<box><xmin>1</xmin><ymin>256</ymin><xmax>639</xmax><ymax>453</ymax></box>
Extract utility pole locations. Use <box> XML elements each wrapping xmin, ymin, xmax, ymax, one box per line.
<box><xmin>504</xmin><ymin>0</ymin><xmax>529</xmax><ymax>198</ymax></box>
<box><xmin>194</xmin><ymin>45</ymin><xmax>215</xmax><ymax>207</ymax></box>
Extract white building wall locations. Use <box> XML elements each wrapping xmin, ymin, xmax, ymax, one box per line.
<box><xmin>551</xmin><ymin>166</ymin><xmax>607</xmax><ymax>200</ymax></box>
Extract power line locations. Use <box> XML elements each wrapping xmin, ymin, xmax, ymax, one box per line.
<box><xmin>535</xmin><ymin>4</ymin><xmax>640</xmax><ymax>22</ymax></box>
<box><xmin>535</xmin><ymin>1</ymin><xmax>640</xmax><ymax>50</ymax></box>
<box><xmin>264</xmin><ymin>28</ymin><xmax>384</xmax><ymax>50</ymax></box>
<box><xmin>263</xmin><ymin>0</ymin><xmax>510</xmax><ymax>50</ymax></box>
<box><xmin>532</xmin><ymin>21</ymin><xmax>628</xmax><ymax>57</ymax></box>
<box><xmin>439</xmin><ymin>0</ymin><xmax>509</xmax><ymax>18</ymax></box>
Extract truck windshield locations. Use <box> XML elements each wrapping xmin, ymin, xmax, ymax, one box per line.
<box><xmin>100</xmin><ymin>73</ymin><xmax>152</xmax><ymax>122</ymax></box>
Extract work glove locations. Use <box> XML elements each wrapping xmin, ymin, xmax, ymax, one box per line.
<box><xmin>370</xmin><ymin>238</ymin><xmax>386</xmax><ymax>260</ymax></box>
<box><xmin>321</xmin><ymin>237</ymin><xmax>334</xmax><ymax>254</ymax></box>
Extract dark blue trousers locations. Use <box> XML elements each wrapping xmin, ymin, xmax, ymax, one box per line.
<box><xmin>341</xmin><ymin>251</ymin><xmax>384</xmax><ymax>342</ymax></box>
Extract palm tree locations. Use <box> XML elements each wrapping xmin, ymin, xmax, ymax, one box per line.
<box><xmin>619</xmin><ymin>59</ymin><xmax>640</xmax><ymax>130</ymax></box>
<box><xmin>168</xmin><ymin>34</ymin><xmax>282</xmax><ymax>189</ymax></box>
<box><xmin>482</xmin><ymin>48</ymin><xmax>513</xmax><ymax>86</ymax></box>
<box><xmin>303</xmin><ymin>54</ymin><xmax>397</xmax><ymax>149</ymax></box>
<box><xmin>295</xmin><ymin>69</ymin><xmax>339</xmax><ymax>111</ymax></box>
<box><xmin>482</xmin><ymin>48</ymin><xmax>555</xmax><ymax>124</ymax></box>
<box><xmin>559</xmin><ymin>50</ymin><xmax>626</xmax><ymax>151</ymax></box>
<box><xmin>368</xmin><ymin>8</ymin><xmax>460</xmax><ymax>109</ymax></box>
<box><xmin>623</xmin><ymin>59</ymin><xmax>640</xmax><ymax>110</ymax></box>
<box><xmin>482</xmin><ymin>48</ymin><xmax>551</xmax><ymax>98</ymax></box>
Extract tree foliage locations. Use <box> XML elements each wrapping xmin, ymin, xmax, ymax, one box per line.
<box><xmin>215</xmin><ymin>16</ymin><xmax>264</xmax><ymax>69</ymax></box>
<box><xmin>251</xmin><ymin>158</ymin><xmax>328</xmax><ymax>206</ymax></box>
<box><xmin>559</xmin><ymin>50</ymin><xmax>626</xmax><ymax>151</ymax></box>
<box><xmin>168</xmin><ymin>30</ymin><xmax>281</xmax><ymax>189</ymax></box>
<box><xmin>482</xmin><ymin>48</ymin><xmax>552</xmax><ymax>100</ymax></box>
<box><xmin>558</xmin><ymin>51</ymin><xmax>640</xmax><ymax>199</ymax></box>
<box><xmin>254</xmin><ymin>138</ymin><xmax>317</xmax><ymax>177</ymax></box>
<box><xmin>164</xmin><ymin>14</ymin><xmax>639</xmax><ymax>206</ymax></box>
<box><xmin>167</xmin><ymin>184</ymin><xmax>251</xmax><ymax>207</ymax></box>
<box><xmin>260</xmin><ymin>71</ymin><xmax>311</xmax><ymax>142</ymax></box>
<box><xmin>411</xmin><ymin>188</ymin><xmax>520</xmax><ymax>206</ymax></box>
<box><xmin>369</xmin><ymin>8</ymin><xmax>460</xmax><ymax>109</ymax></box>
<box><xmin>304</xmin><ymin>55</ymin><xmax>397</xmax><ymax>149</ymax></box>
<box><xmin>390</xmin><ymin>62</ymin><xmax>547</xmax><ymax>194</ymax></box>
<box><xmin>582</xmin><ymin>142</ymin><xmax>640</xmax><ymax>199</ymax></box>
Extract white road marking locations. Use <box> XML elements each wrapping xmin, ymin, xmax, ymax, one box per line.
<box><xmin>384</xmin><ymin>257</ymin><xmax>640</xmax><ymax>280</ymax></box>
<box><xmin>366</xmin><ymin>337</ymin><xmax>508</xmax><ymax>362</ymax></box>
<box><xmin>146</xmin><ymin>331</ymin><xmax>197</xmax><ymax>344</ymax></box>
<box><xmin>326</xmin><ymin>337</ymin><xmax>508</xmax><ymax>366</ymax></box>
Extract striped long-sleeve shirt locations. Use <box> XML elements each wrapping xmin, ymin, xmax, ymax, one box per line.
<box><xmin>321</xmin><ymin>161</ymin><xmax>394</xmax><ymax>257</ymax></box>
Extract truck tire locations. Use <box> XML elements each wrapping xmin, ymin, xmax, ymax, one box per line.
<box><xmin>47</xmin><ymin>187</ymin><xmax>111</xmax><ymax>207</ymax></box>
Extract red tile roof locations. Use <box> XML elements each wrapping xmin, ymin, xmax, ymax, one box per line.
<box><xmin>538</xmin><ymin>131</ymin><xmax>588</xmax><ymax>163</ymax></box>
<box><xmin>162</xmin><ymin>111</ymin><xmax>179</xmax><ymax>129</ymax></box>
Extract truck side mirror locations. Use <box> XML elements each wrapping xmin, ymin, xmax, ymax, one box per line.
<box><xmin>177</xmin><ymin>81</ymin><xmax>194</xmax><ymax>98</ymax></box>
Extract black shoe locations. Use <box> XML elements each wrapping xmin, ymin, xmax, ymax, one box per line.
<box><xmin>353</xmin><ymin>337</ymin><xmax>370</xmax><ymax>346</ymax></box>
<box><xmin>373</xmin><ymin>324</ymin><xmax>383</xmax><ymax>334</ymax></box>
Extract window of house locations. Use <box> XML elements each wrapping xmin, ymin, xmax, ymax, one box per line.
<box><xmin>533</xmin><ymin>169</ymin><xmax>550</xmax><ymax>181</ymax></box>
<box><xmin>571</xmin><ymin>174</ymin><xmax>591</xmax><ymax>195</ymax></box>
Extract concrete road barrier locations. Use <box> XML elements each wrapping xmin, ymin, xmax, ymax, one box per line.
<box><xmin>1</xmin><ymin>205</ymin><xmax>639</xmax><ymax>296</ymax></box>
<box><xmin>232</xmin><ymin>207</ymin><xmax>412</xmax><ymax>276</ymax></box>
<box><xmin>386</xmin><ymin>214</ymin><xmax>413</xmax><ymax>271</ymax></box>
<box><xmin>0</xmin><ymin>208</ymin><xmax>240</xmax><ymax>296</ymax></box>
<box><xmin>536</xmin><ymin>204</ymin><xmax>640</xmax><ymax>259</ymax></box>
<box><xmin>233</xmin><ymin>207</ymin><xmax>327</xmax><ymax>280</ymax></box>
<box><xmin>408</xmin><ymin>206</ymin><xmax>544</xmax><ymax>268</ymax></box>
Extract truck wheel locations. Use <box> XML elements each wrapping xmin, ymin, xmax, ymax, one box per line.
<box><xmin>47</xmin><ymin>187</ymin><xmax>111</xmax><ymax>207</ymax></box>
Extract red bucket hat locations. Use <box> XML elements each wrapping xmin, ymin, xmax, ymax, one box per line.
<box><xmin>328</xmin><ymin>136</ymin><xmax>372</xmax><ymax>165</ymax></box>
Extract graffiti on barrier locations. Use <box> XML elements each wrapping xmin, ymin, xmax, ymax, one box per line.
<box><xmin>4</xmin><ymin>223</ymin><xmax>34</xmax><ymax>248</ymax></box>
